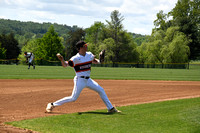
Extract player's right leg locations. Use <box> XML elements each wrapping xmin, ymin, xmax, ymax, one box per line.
<box><xmin>46</xmin><ymin>76</ymin><xmax>86</xmax><ymax>112</ymax></box>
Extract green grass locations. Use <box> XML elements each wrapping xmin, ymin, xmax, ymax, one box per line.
<box><xmin>0</xmin><ymin>64</ymin><xmax>199</xmax><ymax>80</ymax></box>
<box><xmin>6</xmin><ymin>97</ymin><xmax>200</xmax><ymax>133</ymax></box>
<box><xmin>0</xmin><ymin>65</ymin><xmax>74</xmax><ymax>79</ymax></box>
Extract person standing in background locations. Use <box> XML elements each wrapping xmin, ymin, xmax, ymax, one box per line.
<box><xmin>24</xmin><ymin>52</ymin><xmax>35</xmax><ymax>69</ymax></box>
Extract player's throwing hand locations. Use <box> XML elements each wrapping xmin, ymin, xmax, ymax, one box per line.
<box><xmin>56</xmin><ymin>53</ymin><xmax>63</xmax><ymax>61</ymax></box>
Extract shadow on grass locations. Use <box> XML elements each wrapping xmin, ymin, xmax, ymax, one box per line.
<box><xmin>45</xmin><ymin>112</ymin><xmax>67</xmax><ymax>115</ymax></box>
<box><xmin>77</xmin><ymin>111</ymin><xmax>124</xmax><ymax>115</ymax></box>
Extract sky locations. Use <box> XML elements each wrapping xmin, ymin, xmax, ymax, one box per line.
<box><xmin>0</xmin><ymin>0</ymin><xmax>178</xmax><ymax>35</ymax></box>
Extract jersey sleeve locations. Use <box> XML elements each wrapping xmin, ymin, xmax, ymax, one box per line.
<box><xmin>68</xmin><ymin>56</ymin><xmax>76</xmax><ymax>67</ymax></box>
<box><xmin>68</xmin><ymin>60</ymin><xmax>74</xmax><ymax>67</ymax></box>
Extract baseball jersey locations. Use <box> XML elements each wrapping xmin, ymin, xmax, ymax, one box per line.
<box><xmin>24</xmin><ymin>52</ymin><xmax>33</xmax><ymax>58</ymax></box>
<box><xmin>68</xmin><ymin>52</ymin><xmax>94</xmax><ymax>77</ymax></box>
<box><xmin>24</xmin><ymin>52</ymin><xmax>34</xmax><ymax>63</ymax></box>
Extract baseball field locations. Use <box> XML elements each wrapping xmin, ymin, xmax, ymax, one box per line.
<box><xmin>0</xmin><ymin>64</ymin><xmax>200</xmax><ymax>133</ymax></box>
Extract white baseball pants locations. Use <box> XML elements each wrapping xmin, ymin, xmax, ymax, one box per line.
<box><xmin>53</xmin><ymin>76</ymin><xmax>114</xmax><ymax>110</ymax></box>
<box><xmin>28</xmin><ymin>55</ymin><xmax>34</xmax><ymax>63</ymax></box>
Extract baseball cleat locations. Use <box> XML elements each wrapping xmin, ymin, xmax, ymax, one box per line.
<box><xmin>46</xmin><ymin>103</ymin><xmax>54</xmax><ymax>113</ymax></box>
<box><xmin>108</xmin><ymin>107</ymin><xmax>121</xmax><ymax>114</ymax></box>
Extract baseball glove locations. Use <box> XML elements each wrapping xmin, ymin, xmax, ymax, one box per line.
<box><xmin>99</xmin><ymin>50</ymin><xmax>105</xmax><ymax>63</ymax></box>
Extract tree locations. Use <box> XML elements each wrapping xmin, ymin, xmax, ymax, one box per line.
<box><xmin>138</xmin><ymin>30</ymin><xmax>166</xmax><ymax>64</ymax></box>
<box><xmin>85</xmin><ymin>22</ymin><xmax>105</xmax><ymax>45</ymax></box>
<box><xmin>85</xmin><ymin>22</ymin><xmax>106</xmax><ymax>57</ymax></box>
<box><xmin>106</xmin><ymin>10</ymin><xmax>124</xmax><ymax>40</ymax></box>
<box><xmin>106</xmin><ymin>10</ymin><xmax>125</xmax><ymax>62</ymax></box>
<box><xmin>84</xmin><ymin>10</ymin><xmax>139</xmax><ymax>63</ymax></box>
<box><xmin>136</xmin><ymin>42</ymin><xmax>149</xmax><ymax>63</ymax></box>
<box><xmin>153</xmin><ymin>10</ymin><xmax>168</xmax><ymax>31</ymax></box>
<box><xmin>36</xmin><ymin>25</ymin><xmax>64</xmax><ymax>61</ymax></box>
<box><xmin>105</xmin><ymin>10</ymin><xmax>139</xmax><ymax>63</ymax></box>
<box><xmin>164</xmin><ymin>26</ymin><xmax>180</xmax><ymax>42</ymax></box>
<box><xmin>99</xmin><ymin>38</ymin><xmax>115</xmax><ymax>63</ymax></box>
<box><xmin>117</xmin><ymin>31</ymin><xmax>138</xmax><ymax>62</ymax></box>
<box><xmin>169</xmin><ymin>0</ymin><xmax>200</xmax><ymax>59</ymax></box>
<box><xmin>0</xmin><ymin>33</ymin><xmax>20</xmax><ymax>59</ymax></box>
<box><xmin>0</xmin><ymin>43</ymin><xmax>6</xmax><ymax>59</ymax></box>
<box><xmin>167</xmin><ymin>32</ymin><xmax>190</xmax><ymax>63</ymax></box>
<box><xmin>137</xmin><ymin>27</ymin><xmax>190</xmax><ymax>64</ymax></box>
<box><xmin>146</xmin><ymin>40</ymin><xmax>165</xmax><ymax>64</ymax></box>
<box><xmin>65</xmin><ymin>28</ymin><xmax>85</xmax><ymax>60</ymax></box>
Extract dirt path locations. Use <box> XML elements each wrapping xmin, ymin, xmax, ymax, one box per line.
<box><xmin>0</xmin><ymin>79</ymin><xmax>200</xmax><ymax>132</ymax></box>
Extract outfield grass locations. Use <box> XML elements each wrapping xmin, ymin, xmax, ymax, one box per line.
<box><xmin>6</xmin><ymin>97</ymin><xmax>200</xmax><ymax>133</ymax></box>
<box><xmin>0</xmin><ymin>64</ymin><xmax>200</xmax><ymax>80</ymax></box>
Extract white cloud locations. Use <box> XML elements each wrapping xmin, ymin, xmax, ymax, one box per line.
<box><xmin>0</xmin><ymin>0</ymin><xmax>178</xmax><ymax>35</ymax></box>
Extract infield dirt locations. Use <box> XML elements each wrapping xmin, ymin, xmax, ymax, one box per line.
<box><xmin>0</xmin><ymin>79</ymin><xmax>200</xmax><ymax>133</ymax></box>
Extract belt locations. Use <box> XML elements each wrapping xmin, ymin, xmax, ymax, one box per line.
<box><xmin>80</xmin><ymin>76</ymin><xmax>90</xmax><ymax>79</ymax></box>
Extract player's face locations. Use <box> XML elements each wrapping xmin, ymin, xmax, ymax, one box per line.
<box><xmin>79</xmin><ymin>44</ymin><xmax>88</xmax><ymax>52</ymax></box>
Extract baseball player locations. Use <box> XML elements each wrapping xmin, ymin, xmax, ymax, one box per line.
<box><xmin>24</xmin><ymin>52</ymin><xmax>35</xmax><ymax>69</ymax></box>
<box><xmin>46</xmin><ymin>41</ymin><xmax>120</xmax><ymax>113</ymax></box>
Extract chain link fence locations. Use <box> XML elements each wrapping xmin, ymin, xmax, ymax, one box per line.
<box><xmin>0</xmin><ymin>58</ymin><xmax>199</xmax><ymax>69</ymax></box>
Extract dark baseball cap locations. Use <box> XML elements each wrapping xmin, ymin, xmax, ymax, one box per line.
<box><xmin>76</xmin><ymin>41</ymin><xmax>86</xmax><ymax>50</ymax></box>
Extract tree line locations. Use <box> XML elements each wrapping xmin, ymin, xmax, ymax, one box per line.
<box><xmin>0</xmin><ymin>0</ymin><xmax>199</xmax><ymax>65</ymax></box>
<box><xmin>152</xmin><ymin>0</ymin><xmax>200</xmax><ymax>61</ymax></box>
<box><xmin>0</xmin><ymin>15</ymin><xmax>145</xmax><ymax>64</ymax></box>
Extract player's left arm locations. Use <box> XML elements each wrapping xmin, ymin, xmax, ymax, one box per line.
<box><xmin>92</xmin><ymin>49</ymin><xmax>105</xmax><ymax>64</ymax></box>
<box><xmin>25</xmin><ymin>57</ymin><xmax>28</xmax><ymax>63</ymax></box>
